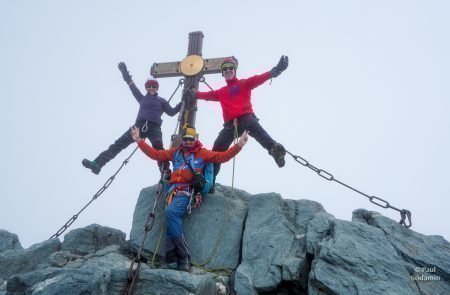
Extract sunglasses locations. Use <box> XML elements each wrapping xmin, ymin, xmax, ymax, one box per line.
<box><xmin>222</xmin><ymin>67</ymin><xmax>235</xmax><ymax>72</ymax></box>
<box><xmin>182</xmin><ymin>137</ymin><xmax>195</xmax><ymax>142</ymax></box>
<box><xmin>146</xmin><ymin>85</ymin><xmax>158</xmax><ymax>89</ymax></box>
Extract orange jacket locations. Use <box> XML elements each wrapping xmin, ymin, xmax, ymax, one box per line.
<box><xmin>137</xmin><ymin>140</ymin><xmax>241</xmax><ymax>185</ymax></box>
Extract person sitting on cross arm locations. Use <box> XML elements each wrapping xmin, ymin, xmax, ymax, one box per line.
<box><xmin>82</xmin><ymin>62</ymin><xmax>182</xmax><ymax>175</ymax></box>
<box><xmin>189</xmin><ymin>55</ymin><xmax>289</xmax><ymax>192</ymax></box>
<box><xmin>131</xmin><ymin>125</ymin><xmax>249</xmax><ymax>272</ymax></box>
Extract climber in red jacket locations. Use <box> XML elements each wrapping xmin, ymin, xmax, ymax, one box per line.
<box><xmin>193</xmin><ymin>55</ymin><xmax>289</xmax><ymax>191</ymax></box>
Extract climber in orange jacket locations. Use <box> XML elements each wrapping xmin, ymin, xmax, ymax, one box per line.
<box><xmin>131</xmin><ymin>126</ymin><xmax>249</xmax><ymax>272</ymax></box>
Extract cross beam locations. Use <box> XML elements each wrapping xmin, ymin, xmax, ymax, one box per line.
<box><xmin>150</xmin><ymin>31</ymin><xmax>226</xmax><ymax>146</ymax></box>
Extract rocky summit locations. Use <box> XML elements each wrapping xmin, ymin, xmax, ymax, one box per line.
<box><xmin>1</xmin><ymin>183</ymin><xmax>449</xmax><ymax>294</ymax></box>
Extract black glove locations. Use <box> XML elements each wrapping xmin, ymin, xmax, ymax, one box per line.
<box><xmin>118</xmin><ymin>62</ymin><xmax>132</xmax><ymax>83</ymax></box>
<box><xmin>270</xmin><ymin>55</ymin><xmax>289</xmax><ymax>78</ymax></box>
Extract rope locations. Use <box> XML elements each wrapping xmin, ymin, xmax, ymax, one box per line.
<box><xmin>150</xmin><ymin>214</ymin><xmax>166</xmax><ymax>266</ymax></box>
<box><xmin>191</xmin><ymin>194</ymin><xmax>233</xmax><ymax>269</ymax></box>
<box><xmin>231</xmin><ymin>119</ymin><xmax>239</xmax><ymax>189</ymax></box>
<box><xmin>285</xmin><ymin>149</ymin><xmax>412</xmax><ymax>228</ymax></box>
<box><xmin>49</xmin><ymin>146</ymin><xmax>139</xmax><ymax>240</ymax></box>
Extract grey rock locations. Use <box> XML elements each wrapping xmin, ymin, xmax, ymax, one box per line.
<box><xmin>130</xmin><ymin>183</ymin><xmax>250</xmax><ymax>269</ymax></box>
<box><xmin>236</xmin><ymin>194</ymin><xmax>325</xmax><ymax>293</ymax></box>
<box><xmin>307</xmin><ymin>215</ymin><xmax>419</xmax><ymax>295</ymax></box>
<box><xmin>61</xmin><ymin>223</ymin><xmax>126</xmax><ymax>255</ymax></box>
<box><xmin>353</xmin><ymin>209</ymin><xmax>450</xmax><ymax>295</ymax></box>
<box><xmin>5</xmin><ymin>233</ymin><xmax>215</xmax><ymax>295</ymax></box>
<box><xmin>3</xmin><ymin>189</ymin><xmax>449</xmax><ymax>295</ymax></box>
<box><xmin>0</xmin><ymin>239</ymin><xmax>60</xmax><ymax>280</ymax></box>
<box><xmin>47</xmin><ymin>250</ymin><xmax>83</xmax><ymax>268</ymax></box>
<box><xmin>0</xmin><ymin>230</ymin><xmax>22</xmax><ymax>252</ymax></box>
<box><xmin>234</xmin><ymin>264</ymin><xmax>258</xmax><ymax>295</ymax></box>
<box><xmin>6</xmin><ymin>249</ymin><xmax>126</xmax><ymax>295</ymax></box>
<box><xmin>129</xmin><ymin>268</ymin><xmax>216</xmax><ymax>295</ymax></box>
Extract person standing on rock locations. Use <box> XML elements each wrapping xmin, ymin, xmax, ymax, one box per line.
<box><xmin>82</xmin><ymin>62</ymin><xmax>182</xmax><ymax>175</ymax></box>
<box><xmin>131</xmin><ymin>125</ymin><xmax>249</xmax><ymax>272</ymax></box>
<box><xmin>190</xmin><ymin>55</ymin><xmax>289</xmax><ymax>192</ymax></box>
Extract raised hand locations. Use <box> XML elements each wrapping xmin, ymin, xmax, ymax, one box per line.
<box><xmin>238</xmin><ymin>130</ymin><xmax>250</xmax><ymax>148</ymax></box>
<box><xmin>270</xmin><ymin>55</ymin><xmax>289</xmax><ymax>78</ymax></box>
<box><xmin>118</xmin><ymin>61</ymin><xmax>132</xmax><ymax>83</ymax></box>
<box><xmin>131</xmin><ymin>126</ymin><xmax>141</xmax><ymax>142</ymax></box>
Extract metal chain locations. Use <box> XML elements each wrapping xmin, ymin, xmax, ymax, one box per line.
<box><xmin>285</xmin><ymin>150</ymin><xmax>412</xmax><ymax>228</ymax></box>
<box><xmin>167</xmin><ymin>78</ymin><xmax>185</xmax><ymax>103</ymax></box>
<box><xmin>199</xmin><ymin>76</ymin><xmax>214</xmax><ymax>92</ymax></box>
<box><xmin>122</xmin><ymin>170</ymin><xmax>169</xmax><ymax>295</ymax></box>
<box><xmin>49</xmin><ymin>147</ymin><xmax>139</xmax><ymax>240</ymax></box>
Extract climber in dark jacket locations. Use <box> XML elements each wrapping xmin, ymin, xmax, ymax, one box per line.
<box><xmin>82</xmin><ymin>62</ymin><xmax>181</xmax><ymax>174</ymax></box>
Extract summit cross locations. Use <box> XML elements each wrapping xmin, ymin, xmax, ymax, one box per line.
<box><xmin>150</xmin><ymin>31</ymin><xmax>226</xmax><ymax>146</ymax></box>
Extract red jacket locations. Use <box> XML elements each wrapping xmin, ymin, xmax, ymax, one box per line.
<box><xmin>196</xmin><ymin>72</ymin><xmax>272</xmax><ymax>123</ymax></box>
<box><xmin>137</xmin><ymin>140</ymin><xmax>241</xmax><ymax>185</ymax></box>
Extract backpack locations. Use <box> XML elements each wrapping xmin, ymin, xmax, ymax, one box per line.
<box><xmin>175</xmin><ymin>149</ymin><xmax>214</xmax><ymax>195</ymax></box>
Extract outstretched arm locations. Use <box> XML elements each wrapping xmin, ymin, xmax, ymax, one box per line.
<box><xmin>245</xmin><ymin>72</ymin><xmax>272</xmax><ymax>90</ymax></box>
<box><xmin>131</xmin><ymin>126</ymin><xmax>174</xmax><ymax>161</ymax></box>
<box><xmin>195</xmin><ymin>88</ymin><xmax>220</xmax><ymax>101</ymax></box>
<box><xmin>201</xmin><ymin>131</ymin><xmax>250</xmax><ymax>163</ymax></box>
<box><xmin>246</xmin><ymin>55</ymin><xmax>289</xmax><ymax>89</ymax></box>
<box><xmin>163</xmin><ymin>100</ymin><xmax>182</xmax><ymax>116</ymax></box>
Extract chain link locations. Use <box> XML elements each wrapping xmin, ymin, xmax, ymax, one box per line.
<box><xmin>49</xmin><ymin>147</ymin><xmax>139</xmax><ymax>240</ymax></box>
<box><xmin>285</xmin><ymin>150</ymin><xmax>412</xmax><ymax>228</ymax></box>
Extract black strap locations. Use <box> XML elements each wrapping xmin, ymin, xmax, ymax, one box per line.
<box><xmin>180</xmin><ymin>149</ymin><xmax>197</xmax><ymax>175</ymax></box>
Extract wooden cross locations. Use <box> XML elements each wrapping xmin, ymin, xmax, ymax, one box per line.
<box><xmin>150</xmin><ymin>31</ymin><xmax>226</xmax><ymax>147</ymax></box>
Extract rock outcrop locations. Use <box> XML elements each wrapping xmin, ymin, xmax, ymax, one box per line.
<box><xmin>1</xmin><ymin>183</ymin><xmax>449</xmax><ymax>294</ymax></box>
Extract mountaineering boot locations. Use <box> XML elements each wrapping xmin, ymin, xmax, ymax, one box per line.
<box><xmin>82</xmin><ymin>159</ymin><xmax>101</xmax><ymax>175</ymax></box>
<box><xmin>178</xmin><ymin>263</ymin><xmax>191</xmax><ymax>272</ymax></box>
<box><xmin>269</xmin><ymin>143</ymin><xmax>286</xmax><ymax>168</ymax></box>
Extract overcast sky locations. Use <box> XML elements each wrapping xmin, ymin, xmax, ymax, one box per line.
<box><xmin>1</xmin><ymin>1</ymin><xmax>449</xmax><ymax>248</ymax></box>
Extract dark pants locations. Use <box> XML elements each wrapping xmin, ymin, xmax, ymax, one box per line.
<box><xmin>212</xmin><ymin>113</ymin><xmax>276</xmax><ymax>181</ymax></box>
<box><xmin>165</xmin><ymin>194</ymin><xmax>190</xmax><ymax>264</ymax></box>
<box><xmin>95</xmin><ymin>120</ymin><xmax>165</xmax><ymax>168</ymax></box>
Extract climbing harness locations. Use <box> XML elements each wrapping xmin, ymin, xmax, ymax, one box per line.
<box><xmin>141</xmin><ymin>121</ymin><xmax>148</xmax><ymax>133</ymax></box>
<box><xmin>49</xmin><ymin>147</ymin><xmax>139</xmax><ymax>240</ymax></box>
<box><xmin>122</xmin><ymin>169</ymin><xmax>170</xmax><ymax>295</ymax></box>
<box><xmin>285</xmin><ymin>149</ymin><xmax>412</xmax><ymax>228</ymax></box>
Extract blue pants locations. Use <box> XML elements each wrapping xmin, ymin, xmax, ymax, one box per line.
<box><xmin>165</xmin><ymin>194</ymin><xmax>190</xmax><ymax>264</ymax></box>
